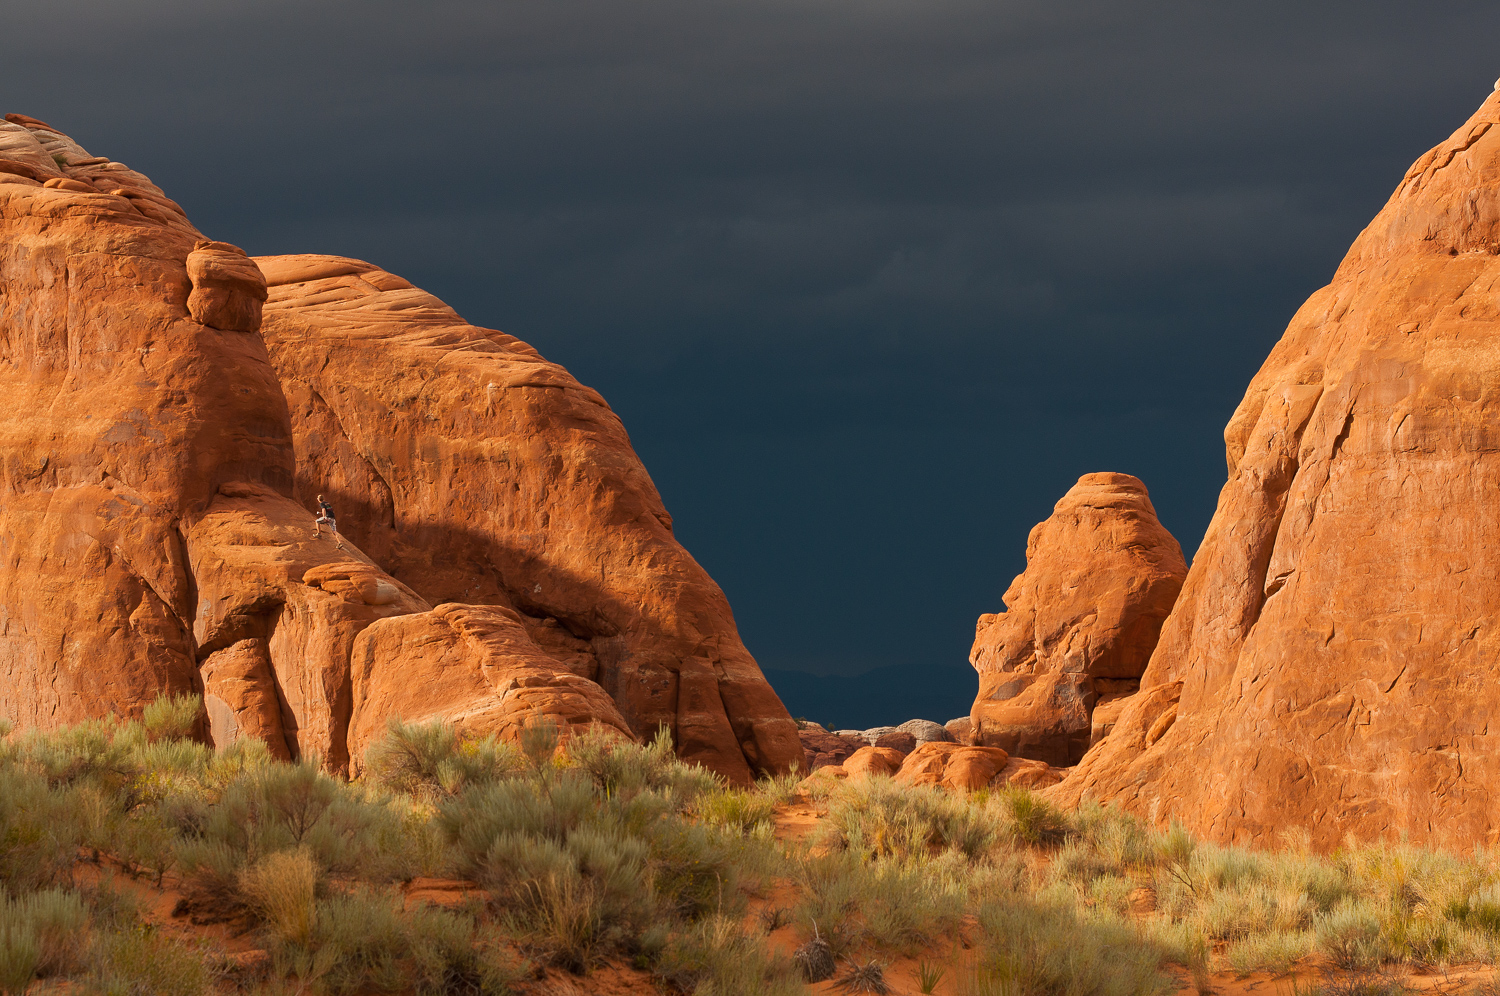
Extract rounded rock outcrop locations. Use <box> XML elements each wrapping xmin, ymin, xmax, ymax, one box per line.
<box><xmin>970</xmin><ymin>473</ymin><xmax>1186</xmax><ymax>766</ymax></box>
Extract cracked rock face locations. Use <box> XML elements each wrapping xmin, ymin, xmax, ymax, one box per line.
<box><xmin>0</xmin><ymin>113</ymin><xmax>799</xmax><ymax>783</ymax></box>
<box><xmin>969</xmin><ymin>473</ymin><xmax>1186</xmax><ymax>767</ymax></box>
<box><xmin>1051</xmin><ymin>86</ymin><xmax>1500</xmax><ymax>846</ymax></box>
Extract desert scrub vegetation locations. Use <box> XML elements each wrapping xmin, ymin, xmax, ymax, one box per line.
<box><xmin>6</xmin><ymin>704</ymin><xmax>1500</xmax><ymax>994</ymax></box>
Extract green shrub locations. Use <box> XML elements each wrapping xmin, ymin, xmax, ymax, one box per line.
<box><xmin>1446</xmin><ymin>884</ymin><xmax>1500</xmax><ymax>935</ymax></box>
<box><xmin>265</xmin><ymin>889</ymin><xmax>518</xmax><ymax>996</ymax></box>
<box><xmin>999</xmin><ymin>787</ymin><xmax>1069</xmax><ymax>848</ymax></box>
<box><xmin>639</xmin><ymin>817</ymin><xmax>750</xmax><ymax>920</ymax></box>
<box><xmin>564</xmin><ymin>726</ymin><xmax>719</xmax><ymax>806</ymax></box>
<box><xmin>403</xmin><ymin>904</ymin><xmax>520</xmax><ymax>996</ymax></box>
<box><xmin>0</xmin><ymin>925</ymin><xmax>38</xmax><ymax>996</ymax></box>
<box><xmin>83</xmin><ymin>926</ymin><xmax>211</xmax><ymax>996</ymax></box>
<box><xmin>0</xmin><ymin>769</ymin><xmax>85</xmax><ymax>891</ymax></box>
<box><xmin>962</xmin><ymin>898</ymin><xmax>1170</xmax><ymax>996</ymax></box>
<box><xmin>481</xmin><ymin>827</ymin><xmax>651</xmax><ymax>969</ymax></box>
<box><xmin>519</xmin><ymin>714</ymin><xmax>561</xmax><ymax>770</ymax></box>
<box><xmin>1316</xmin><ymin>901</ymin><xmax>1388</xmax><ymax>971</ymax></box>
<box><xmin>177</xmin><ymin>757</ymin><xmax>403</xmax><ymax>893</ymax></box>
<box><xmin>795</xmin><ymin>852</ymin><xmax>964</xmax><ymax>955</ymax></box>
<box><xmin>821</xmin><ymin>777</ymin><xmax>995</xmax><ymax>861</ymax></box>
<box><xmin>143</xmin><ymin>694</ymin><xmax>202</xmax><ymax>744</ymax></box>
<box><xmin>0</xmin><ymin>889</ymin><xmax>85</xmax><ymax>993</ymax></box>
<box><xmin>16</xmin><ymin>717</ymin><xmax>140</xmax><ymax>793</ymax></box>
<box><xmin>1069</xmin><ymin>800</ymin><xmax>1158</xmax><ymax>871</ymax></box>
<box><xmin>654</xmin><ymin>914</ymin><xmax>804</xmax><ymax>996</ymax></box>
<box><xmin>693</xmin><ymin>786</ymin><xmax>775</xmax><ymax>836</ymax></box>
<box><xmin>365</xmin><ymin>718</ymin><xmax>521</xmax><ymax>799</ymax></box>
<box><xmin>239</xmin><ymin>849</ymin><xmax>320</xmax><ymax>946</ymax></box>
<box><xmin>1225</xmin><ymin>929</ymin><xmax>1312</xmax><ymax>976</ymax></box>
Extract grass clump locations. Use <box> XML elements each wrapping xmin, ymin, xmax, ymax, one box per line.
<box><xmin>961</xmin><ymin>898</ymin><xmax>1171</xmax><ymax>996</ymax></box>
<box><xmin>655</xmin><ymin>914</ymin><xmax>804</xmax><ymax>996</ymax></box>
<box><xmin>365</xmin><ymin>717</ymin><xmax>521</xmax><ymax>800</ymax></box>
<box><xmin>0</xmin><ymin>888</ymin><xmax>89</xmax><ymax>992</ymax></box>
<box><xmin>819</xmin><ymin>776</ymin><xmax>995</xmax><ymax>860</ymax></box>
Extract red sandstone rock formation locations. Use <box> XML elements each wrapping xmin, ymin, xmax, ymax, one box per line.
<box><xmin>893</xmin><ymin>742</ymin><xmax>1009</xmax><ymax>791</ymax></box>
<box><xmin>0</xmin><ymin>114</ymin><xmax>797</xmax><ymax>783</ymax></box>
<box><xmin>252</xmin><ymin>253</ymin><xmax>800</xmax><ymax>783</ymax></box>
<box><xmin>1053</xmin><ymin>83</ymin><xmax>1500</xmax><ymax>847</ymax></box>
<box><xmin>970</xmin><ymin>473</ymin><xmax>1186</xmax><ymax>765</ymax></box>
<box><xmin>844</xmin><ymin>746</ymin><xmax>906</xmax><ymax>778</ymax></box>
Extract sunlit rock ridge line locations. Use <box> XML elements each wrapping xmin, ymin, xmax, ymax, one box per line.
<box><xmin>0</xmin><ymin>112</ymin><xmax>801</xmax><ymax>784</ymax></box>
<box><xmin>1048</xmin><ymin>81</ymin><xmax>1500</xmax><ymax>847</ymax></box>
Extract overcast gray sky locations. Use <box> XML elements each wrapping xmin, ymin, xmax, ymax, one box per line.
<box><xmin>8</xmin><ymin>1</ymin><xmax>1500</xmax><ymax>721</ymax></box>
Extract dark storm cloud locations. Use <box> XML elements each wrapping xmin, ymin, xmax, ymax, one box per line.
<box><xmin>6</xmin><ymin>1</ymin><xmax>1500</xmax><ymax>721</ymax></box>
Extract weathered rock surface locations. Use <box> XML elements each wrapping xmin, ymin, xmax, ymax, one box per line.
<box><xmin>252</xmin><ymin>252</ymin><xmax>800</xmax><ymax>784</ymax></box>
<box><xmin>1054</xmin><ymin>86</ymin><xmax>1500</xmax><ymax>847</ymax></box>
<box><xmin>893</xmin><ymin>742</ymin><xmax>1009</xmax><ymax>791</ymax></box>
<box><xmin>347</xmin><ymin>603</ymin><xmax>635</xmax><ymax>773</ymax></box>
<box><xmin>0</xmin><ymin>114</ymin><xmax>798</xmax><ymax>783</ymax></box>
<box><xmin>187</xmin><ymin>240</ymin><xmax>267</xmax><ymax>332</ymax></box>
<box><xmin>895</xmin><ymin>718</ymin><xmax>954</xmax><ymax>744</ymax></box>
<box><xmin>872</xmin><ymin>730</ymin><xmax>917</xmax><ymax>755</ymax></box>
<box><xmin>944</xmin><ymin>717</ymin><xmax>974</xmax><ymax>744</ymax></box>
<box><xmin>996</xmin><ymin>757</ymin><xmax>1066</xmax><ymax>790</ymax></box>
<box><xmin>799</xmin><ymin>728</ymin><xmax>864</xmax><ymax>770</ymax></box>
<box><xmin>844</xmin><ymin>745</ymin><xmax>906</xmax><ymax>779</ymax></box>
<box><xmin>970</xmin><ymin>473</ymin><xmax>1186</xmax><ymax>766</ymax></box>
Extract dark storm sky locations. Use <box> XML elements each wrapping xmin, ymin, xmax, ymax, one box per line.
<box><xmin>8</xmin><ymin>2</ymin><xmax>1500</xmax><ymax>721</ymax></box>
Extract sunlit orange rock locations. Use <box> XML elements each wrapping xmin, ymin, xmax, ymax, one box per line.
<box><xmin>1054</xmin><ymin>85</ymin><xmax>1500</xmax><ymax>848</ymax></box>
<box><xmin>970</xmin><ymin>473</ymin><xmax>1186</xmax><ymax>765</ymax></box>
<box><xmin>844</xmin><ymin>746</ymin><xmax>906</xmax><ymax>779</ymax></box>
<box><xmin>0</xmin><ymin>114</ymin><xmax>798</xmax><ymax>784</ymax></box>
<box><xmin>893</xmin><ymin>742</ymin><xmax>1009</xmax><ymax>791</ymax></box>
<box><xmin>254</xmin><ymin>253</ymin><xmax>801</xmax><ymax>783</ymax></box>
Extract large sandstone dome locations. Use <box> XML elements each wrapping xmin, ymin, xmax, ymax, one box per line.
<box><xmin>1052</xmin><ymin>83</ymin><xmax>1500</xmax><ymax>847</ymax></box>
<box><xmin>0</xmin><ymin>112</ymin><xmax>799</xmax><ymax>783</ymax></box>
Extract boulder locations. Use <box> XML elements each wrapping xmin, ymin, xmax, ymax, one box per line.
<box><xmin>186</xmin><ymin>240</ymin><xmax>267</xmax><ymax>332</ymax></box>
<box><xmin>970</xmin><ymin>473</ymin><xmax>1186</xmax><ymax>766</ymax></box>
<box><xmin>995</xmin><ymin>757</ymin><xmax>1066</xmax><ymax>791</ymax></box>
<box><xmin>872</xmin><ymin>730</ymin><xmax>917</xmax><ymax>754</ymax></box>
<box><xmin>893</xmin><ymin>741</ymin><xmax>1009</xmax><ymax>791</ymax></box>
<box><xmin>1054</xmin><ymin>85</ymin><xmax>1500</xmax><ymax>848</ymax></box>
<box><xmin>944</xmin><ymin>717</ymin><xmax>974</xmax><ymax>744</ymax></box>
<box><xmin>893</xmin><ymin>742</ymin><xmax>961</xmax><ymax>787</ymax></box>
<box><xmin>201</xmin><ymin>639</ymin><xmax>291</xmax><ymax>761</ymax></box>
<box><xmin>799</xmin><ymin>728</ymin><xmax>864</xmax><ymax>771</ymax></box>
<box><xmin>347</xmin><ymin>603</ymin><xmax>635</xmax><ymax>770</ymax></box>
<box><xmin>896</xmin><ymin>718</ymin><xmax>953</xmax><ymax>744</ymax></box>
<box><xmin>843</xmin><ymin>746</ymin><xmax>906</xmax><ymax>779</ymax></box>
<box><xmin>1089</xmin><ymin>693</ymin><xmax>1134</xmax><ymax>748</ymax></box>
<box><xmin>941</xmin><ymin>746</ymin><xmax>1011</xmax><ymax>790</ymax></box>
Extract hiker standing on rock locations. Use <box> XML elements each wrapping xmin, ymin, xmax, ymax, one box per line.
<box><xmin>312</xmin><ymin>494</ymin><xmax>344</xmax><ymax>550</ymax></box>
